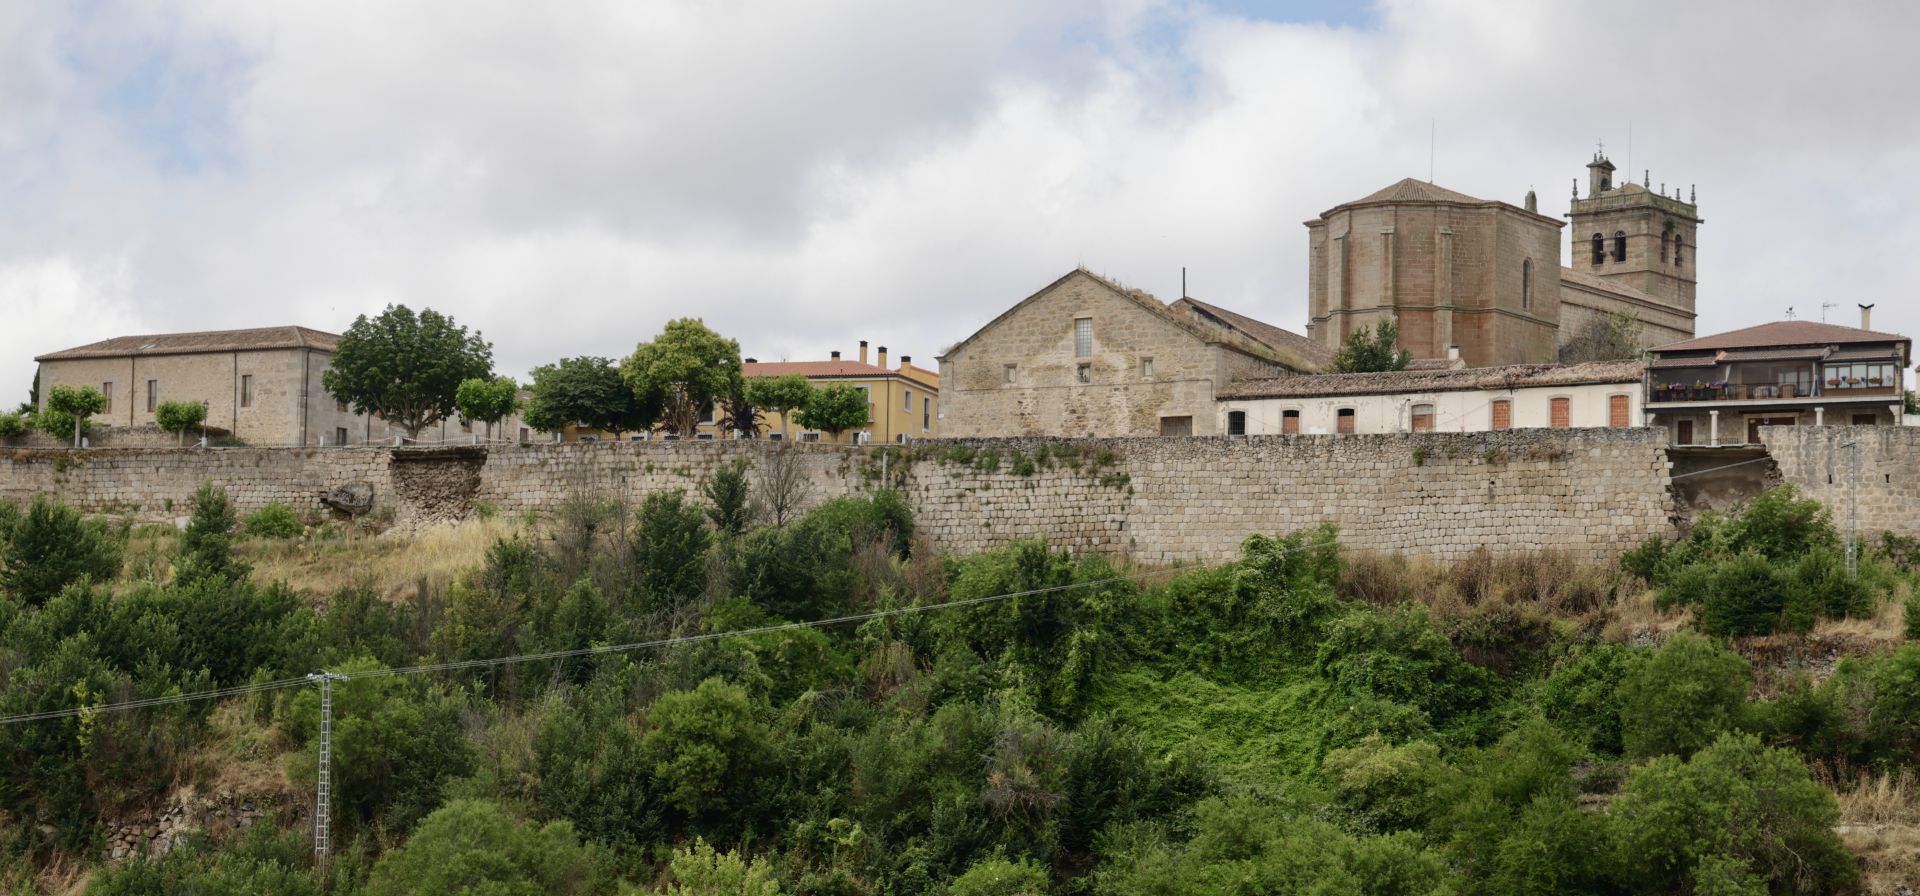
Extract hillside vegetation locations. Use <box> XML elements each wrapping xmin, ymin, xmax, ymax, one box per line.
<box><xmin>0</xmin><ymin>478</ymin><xmax>1916</xmax><ymax>895</ymax></box>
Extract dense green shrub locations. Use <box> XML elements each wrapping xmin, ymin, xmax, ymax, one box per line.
<box><xmin>653</xmin><ymin>839</ymin><xmax>783</xmax><ymax>895</ymax></box>
<box><xmin>1536</xmin><ymin>642</ymin><xmax>1646</xmax><ymax>755</ymax></box>
<box><xmin>284</xmin><ymin>658</ymin><xmax>474</xmax><ymax>835</ymax></box>
<box><xmin>0</xmin><ymin>494</ymin><xmax>124</xmax><ymax>604</ymax></box>
<box><xmin>701</xmin><ymin>457</ymin><xmax>754</xmax><ymax>536</ymax></box>
<box><xmin>0</xmin><ymin>411</ymin><xmax>25</xmax><ymax>440</ymax></box>
<box><xmin>729</xmin><ymin>492</ymin><xmax>912</xmax><ymax>621</ymax></box>
<box><xmin>1619</xmin><ymin>632</ymin><xmax>1749</xmax><ymax>761</ymax></box>
<box><xmin>630</xmin><ymin>490</ymin><xmax>711</xmax><ymax>604</ymax></box>
<box><xmin>363</xmin><ymin>799</ymin><xmax>613</xmax><ymax>896</ymax></box>
<box><xmin>241</xmin><ymin>502</ymin><xmax>303</xmax><ymax>539</ymax></box>
<box><xmin>643</xmin><ymin>677</ymin><xmax>773</xmax><ymax>821</ymax></box>
<box><xmin>947</xmin><ymin>856</ymin><xmax>1048</xmax><ymax>896</ymax></box>
<box><xmin>1609</xmin><ymin>733</ymin><xmax>1854</xmax><ymax>895</ymax></box>
<box><xmin>177</xmin><ymin>481</ymin><xmax>247</xmax><ymax>585</ymax></box>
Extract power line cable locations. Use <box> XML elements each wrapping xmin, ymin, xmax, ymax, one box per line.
<box><xmin>0</xmin><ymin>570</ymin><xmax>1178</xmax><ymax>727</ymax></box>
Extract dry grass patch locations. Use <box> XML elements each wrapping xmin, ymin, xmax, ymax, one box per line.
<box><xmin>1830</xmin><ymin>769</ymin><xmax>1920</xmax><ymax>895</ymax></box>
<box><xmin>244</xmin><ymin>517</ymin><xmax>530</xmax><ymax>600</ymax></box>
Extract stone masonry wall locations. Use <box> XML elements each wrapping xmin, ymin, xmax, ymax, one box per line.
<box><xmin>1762</xmin><ymin>426</ymin><xmax>1920</xmax><ymax>539</ymax></box>
<box><xmin>5</xmin><ymin>429</ymin><xmax>1686</xmax><ymax>565</ymax></box>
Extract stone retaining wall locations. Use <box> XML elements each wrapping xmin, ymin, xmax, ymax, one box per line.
<box><xmin>1762</xmin><ymin>426</ymin><xmax>1920</xmax><ymax>539</ymax></box>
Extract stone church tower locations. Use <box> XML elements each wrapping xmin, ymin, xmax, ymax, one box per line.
<box><xmin>1305</xmin><ymin>153</ymin><xmax>1700</xmax><ymax>368</ymax></box>
<box><xmin>1562</xmin><ymin>152</ymin><xmax>1701</xmax><ymax>338</ymax></box>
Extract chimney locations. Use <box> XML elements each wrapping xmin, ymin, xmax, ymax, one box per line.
<box><xmin>1446</xmin><ymin>344</ymin><xmax>1460</xmax><ymax>363</ymax></box>
<box><xmin>831</xmin><ymin>350</ymin><xmax>841</xmax><ymax>361</ymax></box>
<box><xmin>899</xmin><ymin>355</ymin><xmax>911</xmax><ymax>371</ymax></box>
<box><xmin>744</xmin><ymin>357</ymin><xmax>758</xmax><ymax>364</ymax></box>
<box><xmin>858</xmin><ymin>340</ymin><xmax>868</xmax><ymax>364</ymax></box>
<box><xmin>877</xmin><ymin>346</ymin><xmax>888</xmax><ymax>368</ymax></box>
<box><xmin>1860</xmin><ymin>304</ymin><xmax>1876</xmax><ymax>331</ymax></box>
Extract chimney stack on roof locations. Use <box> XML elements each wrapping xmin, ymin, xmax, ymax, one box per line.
<box><xmin>899</xmin><ymin>355</ymin><xmax>911</xmax><ymax>370</ymax></box>
<box><xmin>1860</xmin><ymin>304</ymin><xmax>1876</xmax><ymax>331</ymax></box>
<box><xmin>1446</xmin><ymin>344</ymin><xmax>1460</xmax><ymax>363</ymax></box>
<box><xmin>858</xmin><ymin>340</ymin><xmax>868</xmax><ymax>364</ymax></box>
<box><xmin>877</xmin><ymin>346</ymin><xmax>888</xmax><ymax>368</ymax></box>
<box><xmin>831</xmin><ymin>350</ymin><xmax>841</xmax><ymax>361</ymax></box>
<box><xmin>744</xmin><ymin>357</ymin><xmax>757</xmax><ymax>364</ymax></box>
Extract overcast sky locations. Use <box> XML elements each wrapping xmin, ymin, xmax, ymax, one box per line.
<box><xmin>5</xmin><ymin>0</ymin><xmax>1917</xmax><ymax>401</ymax></box>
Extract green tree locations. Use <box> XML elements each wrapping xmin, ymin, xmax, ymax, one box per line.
<box><xmin>743</xmin><ymin>374</ymin><xmax>816</xmax><ymax>441</ymax></box>
<box><xmin>154</xmin><ymin>400</ymin><xmax>207</xmax><ymax>446</ymax></box>
<box><xmin>1619</xmin><ymin>631</ymin><xmax>1749</xmax><ymax>761</ymax></box>
<box><xmin>177</xmin><ymin>481</ymin><xmax>248</xmax><ymax>586</ymax></box>
<box><xmin>0</xmin><ymin>411</ymin><xmax>25</xmax><ymax>440</ymax></box>
<box><xmin>702</xmin><ymin>457</ymin><xmax>754</xmax><ymax>536</ymax></box>
<box><xmin>947</xmin><ymin>856</ymin><xmax>1048</xmax><ymax>896</ymax></box>
<box><xmin>794</xmin><ymin>383</ymin><xmax>870</xmax><ymax>441</ymax></box>
<box><xmin>643</xmin><ymin>678</ymin><xmax>771</xmax><ymax>819</ymax></box>
<box><xmin>45</xmin><ymin>384</ymin><xmax>107</xmax><ymax>447</ymax></box>
<box><xmin>1557</xmin><ymin>311</ymin><xmax>1647</xmax><ymax>364</ymax></box>
<box><xmin>322</xmin><ymin>305</ymin><xmax>493</xmax><ymax>439</ymax></box>
<box><xmin>650</xmin><ymin>839</ymin><xmax>782</xmax><ymax>896</ymax></box>
<box><xmin>620</xmin><ymin>319</ymin><xmax>743</xmax><ymax>437</ymax></box>
<box><xmin>523</xmin><ymin>356</ymin><xmax>645</xmax><ymax>438</ymax></box>
<box><xmin>0</xmin><ymin>495</ymin><xmax>122</xmax><ymax>604</ymax></box>
<box><xmin>1330</xmin><ymin>321</ymin><xmax>1411</xmax><ymax>374</ymax></box>
<box><xmin>455</xmin><ymin>375</ymin><xmax>520</xmax><ymax>441</ymax></box>
<box><xmin>363</xmin><ymin>799</ymin><xmax>612</xmax><ymax>896</ymax></box>
<box><xmin>1610</xmin><ymin>733</ymin><xmax>1855</xmax><ymax>896</ymax></box>
<box><xmin>632</xmin><ymin>491</ymin><xmax>712</xmax><ymax>602</ymax></box>
<box><xmin>1905</xmin><ymin>389</ymin><xmax>1918</xmax><ymax>416</ymax></box>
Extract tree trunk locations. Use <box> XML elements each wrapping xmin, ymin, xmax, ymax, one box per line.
<box><xmin>72</xmin><ymin>415</ymin><xmax>81</xmax><ymax>448</ymax></box>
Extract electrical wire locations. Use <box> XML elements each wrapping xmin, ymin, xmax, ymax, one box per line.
<box><xmin>0</xmin><ymin>569</ymin><xmax>1179</xmax><ymax>727</ymax></box>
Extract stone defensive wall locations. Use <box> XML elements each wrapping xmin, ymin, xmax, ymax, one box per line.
<box><xmin>0</xmin><ymin>428</ymin><xmax>1720</xmax><ymax>565</ymax></box>
<box><xmin>1762</xmin><ymin>425</ymin><xmax>1920</xmax><ymax>540</ymax></box>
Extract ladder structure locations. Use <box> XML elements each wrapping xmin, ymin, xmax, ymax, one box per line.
<box><xmin>306</xmin><ymin>672</ymin><xmax>346</xmax><ymax>858</ymax></box>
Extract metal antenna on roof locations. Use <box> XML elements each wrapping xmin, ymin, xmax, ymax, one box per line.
<box><xmin>1785</xmin><ymin>306</ymin><xmax>1796</xmax><ymax>320</ymax></box>
<box><xmin>1820</xmin><ymin>301</ymin><xmax>1838</xmax><ymax>322</ymax></box>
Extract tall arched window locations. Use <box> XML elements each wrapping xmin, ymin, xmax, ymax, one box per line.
<box><xmin>1660</xmin><ymin>224</ymin><xmax>1673</xmax><ymax>263</ymax></box>
<box><xmin>1521</xmin><ymin>258</ymin><xmax>1532</xmax><ymax>309</ymax></box>
<box><xmin>1612</xmin><ymin>231</ymin><xmax>1627</xmax><ymax>262</ymax></box>
<box><xmin>1674</xmin><ymin>235</ymin><xmax>1684</xmax><ymax>266</ymax></box>
<box><xmin>1591</xmin><ymin>233</ymin><xmax>1605</xmax><ymax>265</ymax></box>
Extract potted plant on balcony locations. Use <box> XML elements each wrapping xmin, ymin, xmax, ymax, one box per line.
<box><xmin>1827</xmin><ymin>376</ymin><xmax>1841</xmax><ymax>387</ymax></box>
<box><xmin>1869</xmin><ymin>375</ymin><xmax>1884</xmax><ymax>386</ymax></box>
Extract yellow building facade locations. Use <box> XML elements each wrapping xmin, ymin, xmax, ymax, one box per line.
<box><xmin>737</xmin><ymin>342</ymin><xmax>939</xmax><ymax>444</ymax></box>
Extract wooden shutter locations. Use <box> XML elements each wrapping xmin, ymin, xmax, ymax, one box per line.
<box><xmin>1337</xmin><ymin>410</ymin><xmax>1355</xmax><ymax>434</ymax></box>
<box><xmin>1282</xmin><ymin>412</ymin><xmax>1300</xmax><ymax>435</ymax></box>
<box><xmin>1411</xmin><ymin>405</ymin><xmax>1435</xmax><ymax>432</ymax></box>
<box><xmin>1491</xmin><ymin>400</ymin><xmax>1511</xmax><ymax>430</ymax></box>
<box><xmin>1608</xmin><ymin>394</ymin><xmax>1629</xmax><ymax>427</ymax></box>
<box><xmin>1550</xmin><ymin>397</ymin><xmax>1570</xmax><ymax>428</ymax></box>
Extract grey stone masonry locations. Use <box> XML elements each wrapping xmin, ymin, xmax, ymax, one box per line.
<box><xmin>3</xmin><ymin>429</ymin><xmax>1695</xmax><ymax>565</ymax></box>
<box><xmin>1761</xmin><ymin>426</ymin><xmax>1920</xmax><ymax>540</ymax></box>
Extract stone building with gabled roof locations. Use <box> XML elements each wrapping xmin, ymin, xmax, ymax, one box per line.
<box><xmin>34</xmin><ymin>325</ymin><xmax>539</xmax><ymax>447</ymax></box>
<box><xmin>937</xmin><ymin>268</ymin><xmax>1320</xmax><ymax>437</ymax></box>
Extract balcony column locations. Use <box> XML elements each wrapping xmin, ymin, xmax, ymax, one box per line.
<box><xmin>1815</xmin><ymin>406</ymin><xmax>1825</xmax><ymax>426</ymax></box>
<box><xmin>1709</xmin><ymin>410</ymin><xmax>1720</xmax><ymax>446</ymax></box>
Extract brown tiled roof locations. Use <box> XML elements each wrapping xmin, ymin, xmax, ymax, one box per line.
<box><xmin>1171</xmin><ymin>297</ymin><xmax>1333</xmax><ymax>370</ymax></box>
<box><xmin>1351</xmin><ymin>177</ymin><xmax>1486</xmax><ymax>206</ymax></box>
<box><xmin>1218</xmin><ymin>359</ymin><xmax>1644</xmax><ymax>400</ymax></box>
<box><xmin>1558</xmin><ymin>267</ymin><xmax>1666</xmax><ymax>306</ymax></box>
<box><xmin>37</xmin><ymin>326</ymin><xmax>340</xmax><ymax>361</ymax></box>
<box><xmin>1647</xmin><ymin>356</ymin><xmax>1717</xmax><ymax>370</ymax></box>
<box><xmin>744</xmin><ymin>360</ymin><xmax>895</xmax><ymax>379</ymax></box>
<box><xmin>1717</xmin><ymin>348</ymin><xmax>1828</xmax><ymax>362</ymax></box>
<box><xmin>1651</xmin><ymin>321</ymin><xmax>1908</xmax><ymax>353</ymax></box>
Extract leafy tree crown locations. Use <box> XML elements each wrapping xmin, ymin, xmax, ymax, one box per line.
<box><xmin>523</xmin><ymin>356</ymin><xmax>645</xmax><ymax>436</ymax></box>
<box><xmin>1330</xmin><ymin>321</ymin><xmax>1412</xmax><ymax>373</ymax></box>
<box><xmin>621</xmin><ymin>318</ymin><xmax>743</xmax><ymax>436</ymax></box>
<box><xmin>794</xmin><ymin>383</ymin><xmax>870</xmax><ymax>437</ymax></box>
<box><xmin>322</xmin><ymin>305</ymin><xmax>493</xmax><ymax>438</ymax></box>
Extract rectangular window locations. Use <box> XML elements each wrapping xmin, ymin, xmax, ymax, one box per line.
<box><xmin>1853</xmin><ymin>413</ymin><xmax>1878</xmax><ymax>426</ymax></box>
<box><xmin>1608</xmin><ymin>394</ymin><xmax>1630</xmax><ymax>428</ymax></box>
<box><xmin>337</xmin><ymin>399</ymin><xmax>348</xmax><ymax>413</ymax></box>
<box><xmin>1491</xmin><ymin>399</ymin><xmax>1512</xmax><ymax>430</ymax></box>
<box><xmin>1677</xmin><ymin>420</ymin><xmax>1694</xmax><ymax>445</ymax></box>
<box><xmin>1076</xmin><ymin>363</ymin><xmax>1091</xmax><ymax>384</ymax></box>
<box><xmin>1074</xmin><ymin>318</ymin><xmax>1093</xmax><ymax>357</ymax></box>
<box><xmin>519</xmin><ymin>427</ymin><xmax>530</xmax><ymax>443</ymax></box>
<box><xmin>1004</xmin><ymin>364</ymin><xmax>1017</xmax><ymax>384</ymax></box>
<box><xmin>904</xmin><ymin>388</ymin><xmax>912</xmax><ymax>411</ymax></box>
<box><xmin>1550</xmin><ymin>397</ymin><xmax>1571</xmax><ymax>428</ymax></box>
<box><xmin>801</xmin><ymin>432</ymin><xmax>820</xmax><ymax>443</ymax></box>
<box><xmin>1227</xmin><ymin>410</ymin><xmax>1246</xmax><ymax>436</ymax></box>
<box><xmin>240</xmin><ymin>374</ymin><xmax>254</xmax><ymax>408</ymax></box>
<box><xmin>101</xmin><ymin>382</ymin><xmax>113</xmax><ymax>414</ymax></box>
<box><xmin>1282</xmin><ymin>409</ymin><xmax>1300</xmax><ymax>435</ymax></box>
<box><xmin>335</xmin><ymin>427</ymin><xmax>348</xmax><ymax>447</ymax></box>
<box><xmin>923</xmin><ymin>397</ymin><xmax>931</xmax><ymax>431</ymax></box>
<box><xmin>1158</xmin><ymin>415</ymin><xmax>1192</xmax><ymax>437</ymax></box>
<box><xmin>1140</xmin><ymin>357</ymin><xmax>1154</xmax><ymax>378</ymax></box>
<box><xmin>1411</xmin><ymin>404</ymin><xmax>1435</xmax><ymax>432</ymax></box>
<box><xmin>1336</xmin><ymin>408</ymin><xmax>1355</xmax><ymax>434</ymax></box>
<box><xmin>146</xmin><ymin>380</ymin><xmax>157</xmax><ymax>412</ymax></box>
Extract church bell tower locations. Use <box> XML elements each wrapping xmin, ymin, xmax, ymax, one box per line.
<box><xmin>1567</xmin><ymin>150</ymin><xmax>1702</xmax><ymax>315</ymax></box>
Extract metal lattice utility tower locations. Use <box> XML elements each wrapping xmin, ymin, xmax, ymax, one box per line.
<box><xmin>306</xmin><ymin>672</ymin><xmax>347</xmax><ymax>858</ymax></box>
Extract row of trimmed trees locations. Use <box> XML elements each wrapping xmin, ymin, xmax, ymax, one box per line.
<box><xmin>0</xmin><ymin>383</ymin><xmax>209</xmax><ymax>448</ymax></box>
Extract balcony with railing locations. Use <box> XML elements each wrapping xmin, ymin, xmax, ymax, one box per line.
<box><xmin>1646</xmin><ymin>355</ymin><xmax>1902</xmax><ymax>406</ymax></box>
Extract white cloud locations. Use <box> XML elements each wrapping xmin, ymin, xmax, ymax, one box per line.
<box><xmin>3</xmin><ymin>0</ymin><xmax>1917</xmax><ymax>401</ymax></box>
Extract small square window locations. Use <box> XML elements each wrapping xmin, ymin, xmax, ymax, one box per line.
<box><xmin>1076</xmin><ymin>363</ymin><xmax>1091</xmax><ymax>384</ymax></box>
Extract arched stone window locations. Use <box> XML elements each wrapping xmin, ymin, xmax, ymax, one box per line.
<box><xmin>1591</xmin><ymin>233</ymin><xmax>1605</xmax><ymax>265</ymax></box>
<box><xmin>1674</xmin><ymin>235</ymin><xmax>1684</xmax><ymax>266</ymax></box>
<box><xmin>1660</xmin><ymin>224</ymin><xmax>1673</xmax><ymax>263</ymax></box>
<box><xmin>1521</xmin><ymin>258</ymin><xmax>1532</xmax><ymax>309</ymax></box>
<box><xmin>1612</xmin><ymin>231</ymin><xmax>1627</xmax><ymax>262</ymax></box>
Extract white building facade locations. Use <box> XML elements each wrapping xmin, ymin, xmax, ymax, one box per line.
<box><xmin>1216</xmin><ymin>360</ymin><xmax>1644</xmax><ymax>436</ymax></box>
